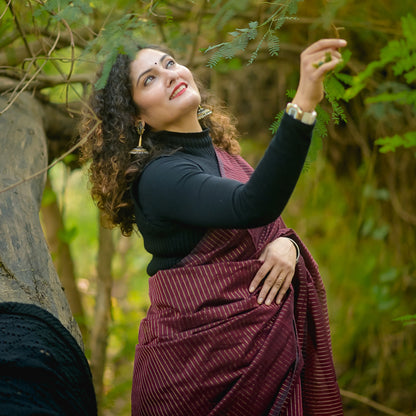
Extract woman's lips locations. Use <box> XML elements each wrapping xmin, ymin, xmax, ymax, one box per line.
<box><xmin>170</xmin><ymin>82</ymin><xmax>187</xmax><ymax>100</ymax></box>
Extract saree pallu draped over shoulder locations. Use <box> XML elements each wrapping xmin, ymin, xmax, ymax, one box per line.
<box><xmin>131</xmin><ymin>149</ymin><xmax>343</xmax><ymax>416</ymax></box>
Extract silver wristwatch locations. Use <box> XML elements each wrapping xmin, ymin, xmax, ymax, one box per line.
<box><xmin>285</xmin><ymin>102</ymin><xmax>317</xmax><ymax>125</ymax></box>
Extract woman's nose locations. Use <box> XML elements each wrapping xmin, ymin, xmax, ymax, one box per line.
<box><xmin>165</xmin><ymin>69</ymin><xmax>179</xmax><ymax>86</ymax></box>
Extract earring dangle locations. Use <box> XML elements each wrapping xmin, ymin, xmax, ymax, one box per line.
<box><xmin>130</xmin><ymin>122</ymin><xmax>148</xmax><ymax>155</ymax></box>
<box><xmin>197</xmin><ymin>105</ymin><xmax>212</xmax><ymax>120</ymax></box>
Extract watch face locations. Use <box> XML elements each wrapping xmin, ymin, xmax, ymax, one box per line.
<box><xmin>287</xmin><ymin>105</ymin><xmax>301</xmax><ymax>119</ymax></box>
<box><xmin>287</xmin><ymin>107</ymin><xmax>298</xmax><ymax>117</ymax></box>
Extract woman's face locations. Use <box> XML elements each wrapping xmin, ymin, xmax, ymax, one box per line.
<box><xmin>130</xmin><ymin>48</ymin><xmax>202</xmax><ymax>132</ymax></box>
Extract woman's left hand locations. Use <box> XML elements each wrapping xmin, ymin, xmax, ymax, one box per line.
<box><xmin>249</xmin><ymin>237</ymin><xmax>297</xmax><ymax>305</ymax></box>
<box><xmin>292</xmin><ymin>38</ymin><xmax>347</xmax><ymax>111</ymax></box>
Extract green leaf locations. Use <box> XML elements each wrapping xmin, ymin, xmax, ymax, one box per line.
<box><xmin>375</xmin><ymin>131</ymin><xmax>416</xmax><ymax>153</ymax></box>
<box><xmin>324</xmin><ymin>75</ymin><xmax>347</xmax><ymax>124</ymax></box>
<box><xmin>206</xmin><ymin>0</ymin><xmax>300</xmax><ymax>67</ymax></box>
<box><xmin>394</xmin><ymin>314</ymin><xmax>416</xmax><ymax>326</ymax></box>
<box><xmin>58</xmin><ymin>226</ymin><xmax>78</xmax><ymax>244</ymax></box>
<box><xmin>287</xmin><ymin>0</ymin><xmax>301</xmax><ymax>15</ymax></box>
<box><xmin>269</xmin><ymin>109</ymin><xmax>285</xmax><ymax>135</ymax></box>
<box><xmin>94</xmin><ymin>51</ymin><xmax>118</xmax><ymax>90</ymax></box>
<box><xmin>325</xmin><ymin>76</ymin><xmax>346</xmax><ymax>100</ymax></box>
<box><xmin>267</xmin><ymin>33</ymin><xmax>280</xmax><ymax>57</ymax></box>
<box><xmin>379</xmin><ymin>268</ymin><xmax>398</xmax><ymax>283</ymax></box>
<box><xmin>401</xmin><ymin>13</ymin><xmax>416</xmax><ymax>48</ymax></box>
<box><xmin>365</xmin><ymin>90</ymin><xmax>410</xmax><ymax>105</ymax></box>
<box><xmin>41</xmin><ymin>187</ymin><xmax>57</xmax><ymax>207</ymax></box>
<box><xmin>214</xmin><ymin>57</ymin><xmax>242</xmax><ymax>74</ymax></box>
<box><xmin>404</xmin><ymin>68</ymin><xmax>416</xmax><ymax>84</ymax></box>
<box><xmin>248</xmin><ymin>32</ymin><xmax>266</xmax><ymax>65</ymax></box>
<box><xmin>273</xmin><ymin>16</ymin><xmax>286</xmax><ymax>30</ymax></box>
<box><xmin>344</xmin><ymin>60</ymin><xmax>384</xmax><ymax>101</ymax></box>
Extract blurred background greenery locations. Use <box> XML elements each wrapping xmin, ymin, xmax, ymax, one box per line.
<box><xmin>1</xmin><ymin>0</ymin><xmax>415</xmax><ymax>415</ymax></box>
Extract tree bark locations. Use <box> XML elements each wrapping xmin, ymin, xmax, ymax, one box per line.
<box><xmin>41</xmin><ymin>175</ymin><xmax>88</xmax><ymax>341</ymax></box>
<box><xmin>89</xmin><ymin>215</ymin><xmax>114</xmax><ymax>414</ymax></box>
<box><xmin>0</xmin><ymin>92</ymin><xmax>83</xmax><ymax>348</ymax></box>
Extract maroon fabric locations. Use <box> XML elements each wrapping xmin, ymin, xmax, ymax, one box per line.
<box><xmin>131</xmin><ymin>149</ymin><xmax>343</xmax><ymax>416</ymax></box>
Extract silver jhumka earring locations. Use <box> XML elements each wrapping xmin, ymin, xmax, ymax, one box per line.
<box><xmin>130</xmin><ymin>121</ymin><xmax>148</xmax><ymax>155</ymax></box>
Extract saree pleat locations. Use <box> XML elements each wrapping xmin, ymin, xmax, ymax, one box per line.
<box><xmin>131</xmin><ymin>149</ymin><xmax>343</xmax><ymax>416</ymax></box>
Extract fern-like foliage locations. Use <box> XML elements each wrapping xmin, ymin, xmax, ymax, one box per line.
<box><xmin>83</xmin><ymin>14</ymin><xmax>158</xmax><ymax>90</ymax></box>
<box><xmin>205</xmin><ymin>0</ymin><xmax>301</xmax><ymax>68</ymax></box>
<box><xmin>269</xmin><ymin>52</ymin><xmax>351</xmax><ymax>164</ymax></box>
<box><xmin>375</xmin><ymin>132</ymin><xmax>416</xmax><ymax>154</ymax></box>
<box><xmin>345</xmin><ymin>13</ymin><xmax>416</xmax><ymax>154</ymax></box>
<box><xmin>394</xmin><ymin>314</ymin><xmax>416</xmax><ymax>326</ymax></box>
<box><xmin>208</xmin><ymin>0</ymin><xmax>253</xmax><ymax>31</ymax></box>
<box><xmin>34</xmin><ymin>0</ymin><xmax>92</xmax><ymax>26</ymax></box>
<box><xmin>206</xmin><ymin>21</ymin><xmax>260</xmax><ymax>67</ymax></box>
<box><xmin>205</xmin><ymin>0</ymin><xmax>353</xmax><ymax>163</ymax></box>
<box><xmin>269</xmin><ymin>81</ymin><xmax>347</xmax><ymax>168</ymax></box>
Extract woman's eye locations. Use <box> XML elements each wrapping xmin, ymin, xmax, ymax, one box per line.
<box><xmin>166</xmin><ymin>59</ymin><xmax>175</xmax><ymax>68</ymax></box>
<box><xmin>144</xmin><ymin>75</ymin><xmax>155</xmax><ymax>86</ymax></box>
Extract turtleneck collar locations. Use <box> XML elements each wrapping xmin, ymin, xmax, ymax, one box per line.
<box><xmin>149</xmin><ymin>128</ymin><xmax>213</xmax><ymax>151</ymax></box>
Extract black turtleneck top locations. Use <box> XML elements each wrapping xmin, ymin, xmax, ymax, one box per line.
<box><xmin>132</xmin><ymin>112</ymin><xmax>313</xmax><ymax>276</ymax></box>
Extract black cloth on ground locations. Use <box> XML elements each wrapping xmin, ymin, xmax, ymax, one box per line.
<box><xmin>0</xmin><ymin>302</ymin><xmax>97</xmax><ymax>416</ymax></box>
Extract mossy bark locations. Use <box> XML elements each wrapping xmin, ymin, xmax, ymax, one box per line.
<box><xmin>0</xmin><ymin>92</ymin><xmax>83</xmax><ymax>349</ymax></box>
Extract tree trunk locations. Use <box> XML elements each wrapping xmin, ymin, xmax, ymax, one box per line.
<box><xmin>89</xmin><ymin>214</ymin><xmax>114</xmax><ymax>414</ymax></box>
<box><xmin>0</xmin><ymin>92</ymin><xmax>83</xmax><ymax>349</ymax></box>
<box><xmin>41</xmin><ymin>175</ymin><xmax>88</xmax><ymax>341</ymax></box>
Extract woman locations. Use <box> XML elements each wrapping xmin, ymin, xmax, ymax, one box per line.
<box><xmin>81</xmin><ymin>38</ymin><xmax>347</xmax><ymax>415</ymax></box>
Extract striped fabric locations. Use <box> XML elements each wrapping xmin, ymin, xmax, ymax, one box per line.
<box><xmin>131</xmin><ymin>149</ymin><xmax>343</xmax><ymax>415</ymax></box>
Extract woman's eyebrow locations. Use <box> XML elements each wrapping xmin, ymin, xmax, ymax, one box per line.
<box><xmin>136</xmin><ymin>54</ymin><xmax>169</xmax><ymax>86</ymax></box>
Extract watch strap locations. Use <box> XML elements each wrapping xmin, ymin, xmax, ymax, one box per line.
<box><xmin>286</xmin><ymin>102</ymin><xmax>317</xmax><ymax>125</ymax></box>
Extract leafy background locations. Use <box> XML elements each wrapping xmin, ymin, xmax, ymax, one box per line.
<box><xmin>1</xmin><ymin>0</ymin><xmax>415</xmax><ymax>415</ymax></box>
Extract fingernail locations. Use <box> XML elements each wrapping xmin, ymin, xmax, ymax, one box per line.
<box><xmin>265</xmin><ymin>299</ymin><xmax>271</xmax><ymax>306</ymax></box>
<box><xmin>258</xmin><ymin>297</ymin><xmax>263</xmax><ymax>304</ymax></box>
<box><xmin>249</xmin><ymin>286</ymin><xmax>254</xmax><ymax>293</ymax></box>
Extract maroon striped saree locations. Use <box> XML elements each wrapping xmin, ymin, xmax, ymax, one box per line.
<box><xmin>131</xmin><ymin>149</ymin><xmax>343</xmax><ymax>416</ymax></box>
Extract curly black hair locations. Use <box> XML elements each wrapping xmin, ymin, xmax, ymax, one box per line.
<box><xmin>80</xmin><ymin>45</ymin><xmax>240</xmax><ymax>236</ymax></box>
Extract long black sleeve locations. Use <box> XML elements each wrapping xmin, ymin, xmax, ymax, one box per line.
<box><xmin>137</xmin><ymin>113</ymin><xmax>312</xmax><ymax>229</ymax></box>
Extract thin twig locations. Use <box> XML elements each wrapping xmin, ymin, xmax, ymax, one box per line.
<box><xmin>6</xmin><ymin>0</ymin><xmax>34</xmax><ymax>61</ymax></box>
<box><xmin>0</xmin><ymin>120</ymin><xmax>100</xmax><ymax>195</ymax></box>
<box><xmin>0</xmin><ymin>0</ymin><xmax>11</xmax><ymax>20</ymax></box>
<box><xmin>385</xmin><ymin>160</ymin><xmax>416</xmax><ymax>226</ymax></box>
<box><xmin>0</xmin><ymin>30</ymin><xmax>61</xmax><ymax>115</ymax></box>
<box><xmin>186</xmin><ymin>0</ymin><xmax>208</xmax><ymax>67</ymax></box>
<box><xmin>340</xmin><ymin>388</ymin><xmax>410</xmax><ymax>416</ymax></box>
<box><xmin>32</xmin><ymin>0</ymin><xmax>76</xmax><ymax>106</ymax></box>
<box><xmin>0</xmin><ymin>71</ymin><xmax>93</xmax><ymax>92</ymax></box>
<box><xmin>57</xmin><ymin>18</ymin><xmax>75</xmax><ymax>105</ymax></box>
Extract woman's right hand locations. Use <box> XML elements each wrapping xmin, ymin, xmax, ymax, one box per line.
<box><xmin>249</xmin><ymin>237</ymin><xmax>297</xmax><ymax>306</ymax></box>
<box><xmin>292</xmin><ymin>38</ymin><xmax>347</xmax><ymax>112</ymax></box>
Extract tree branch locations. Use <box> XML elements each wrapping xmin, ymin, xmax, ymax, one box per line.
<box><xmin>0</xmin><ymin>37</ymin><xmax>69</xmax><ymax>67</ymax></box>
<box><xmin>185</xmin><ymin>0</ymin><xmax>208</xmax><ymax>67</ymax></box>
<box><xmin>5</xmin><ymin>0</ymin><xmax>34</xmax><ymax>63</ymax></box>
<box><xmin>41</xmin><ymin>176</ymin><xmax>88</xmax><ymax>341</ymax></box>
<box><xmin>90</xmin><ymin>216</ymin><xmax>114</xmax><ymax>413</ymax></box>
<box><xmin>0</xmin><ymin>0</ymin><xmax>11</xmax><ymax>20</ymax></box>
<box><xmin>0</xmin><ymin>30</ymin><xmax>62</xmax><ymax>115</ymax></box>
<box><xmin>0</xmin><ymin>111</ymin><xmax>99</xmax><ymax>196</ymax></box>
<box><xmin>0</xmin><ymin>25</ymin><xmax>92</xmax><ymax>67</ymax></box>
<box><xmin>340</xmin><ymin>388</ymin><xmax>410</xmax><ymax>416</ymax></box>
<box><xmin>0</xmin><ymin>73</ymin><xmax>93</xmax><ymax>91</ymax></box>
<box><xmin>0</xmin><ymin>30</ymin><xmax>20</xmax><ymax>49</ymax></box>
